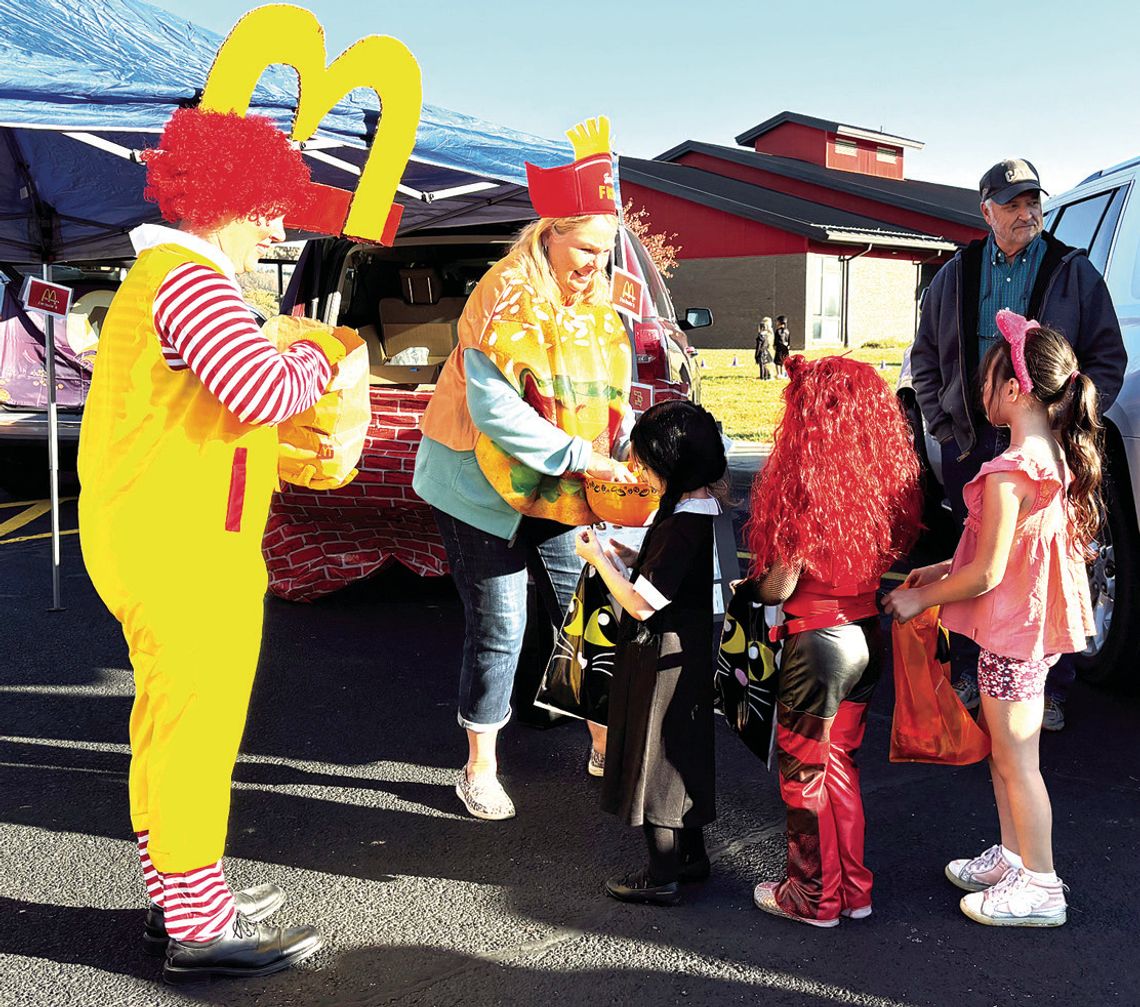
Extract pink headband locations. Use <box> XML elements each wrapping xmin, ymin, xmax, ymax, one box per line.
<box><xmin>995</xmin><ymin>308</ymin><xmax>1040</xmax><ymax>394</ymax></box>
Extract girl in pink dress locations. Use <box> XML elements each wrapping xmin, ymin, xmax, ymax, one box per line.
<box><xmin>885</xmin><ymin>309</ymin><xmax>1100</xmax><ymax>927</ymax></box>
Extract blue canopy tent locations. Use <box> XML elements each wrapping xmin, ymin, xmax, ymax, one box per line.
<box><xmin>0</xmin><ymin>0</ymin><xmax>570</xmax><ymax>260</ymax></box>
<box><xmin>0</xmin><ymin>0</ymin><xmax>569</xmax><ymax>605</ymax></box>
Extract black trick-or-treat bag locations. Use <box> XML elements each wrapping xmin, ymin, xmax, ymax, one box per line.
<box><xmin>534</xmin><ymin>565</ymin><xmax>618</xmax><ymax>723</ymax></box>
<box><xmin>715</xmin><ymin>578</ymin><xmax>780</xmax><ymax>763</ymax></box>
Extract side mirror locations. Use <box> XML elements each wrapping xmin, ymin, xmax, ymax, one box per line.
<box><xmin>682</xmin><ymin>307</ymin><xmax>713</xmax><ymax>331</ymax></box>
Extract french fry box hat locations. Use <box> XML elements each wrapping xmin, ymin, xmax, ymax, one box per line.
<box><xmin>525</xmin><ymin>116</ymin><xmax>620</xmax><ymax>218</ymax></box>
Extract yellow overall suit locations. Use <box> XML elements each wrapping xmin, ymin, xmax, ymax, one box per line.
<box><xmin>78</xmin><ymin>244</ymin><xmax>343</xmax><ymax>873</ymax></box>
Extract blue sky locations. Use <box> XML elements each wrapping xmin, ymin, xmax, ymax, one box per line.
<box><xmin>156</xmin><ymin>0</ymin><xmax>1138</xmax><ymax>195</ymax></box>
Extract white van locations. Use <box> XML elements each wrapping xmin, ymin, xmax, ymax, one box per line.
<box><xmin>1042</xmin><ymin>158</ymin><xmax>1140</xmax><ymax>688</ymax></box>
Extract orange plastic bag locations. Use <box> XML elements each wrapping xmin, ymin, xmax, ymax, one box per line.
<box><xmin>890</xmin><ymin>607</ymin><xmax>990</xmax><ymax>765</ymax></box>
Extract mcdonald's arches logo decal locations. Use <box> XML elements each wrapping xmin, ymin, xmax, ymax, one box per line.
<box><xmin>201</xmin><ymin>4</ymin><xmax>422</xmax><ymax>244</ymax></box>
<box><xmin>20</xmin><ymin>277</ymin><xmax>73</xmax><ymax>321</ymax></box>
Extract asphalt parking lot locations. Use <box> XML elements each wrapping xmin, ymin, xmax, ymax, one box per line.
<box><xmin>2</xmin><ymin>465</ymin><xmax>1139</xmax><ymax>1007</ymax></box>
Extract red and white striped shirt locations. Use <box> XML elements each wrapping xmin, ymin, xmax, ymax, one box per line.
<box><xmin>153</xmin><ymin>262</ymin><xmax>332</xmax><ymax>426</ymax></box>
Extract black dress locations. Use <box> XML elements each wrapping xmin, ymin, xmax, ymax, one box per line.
<box><xmin>774</xmin><ymin>326</ymin><xmax>791</xmax><ymax>366</ymax></box>
<box><xmin>601</xmin><ymin>509</ymin><xmax>717</xmax><ymax>829</ymax></box>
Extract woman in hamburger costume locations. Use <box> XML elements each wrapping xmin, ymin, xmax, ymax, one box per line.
<box><xmin>413</xmin><ymin>117</ymin><xmax>635</xmax><ymax>821</ymax></box>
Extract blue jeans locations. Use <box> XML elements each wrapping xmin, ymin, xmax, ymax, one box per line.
<box><xmin>432</xmin><ymin>508</ymin><xmax>582</xmax><ymax>731</ymax></box>
<box><xmin>940</xmin><ymin>426</ymin><xmax>1074</xmax><ymax>703</ymax></box>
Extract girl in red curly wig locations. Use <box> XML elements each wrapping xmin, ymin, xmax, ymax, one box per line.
<box><xmin>746</xmin><ymin>353</ymin><xmax>922</xmax><ymax>928</ymax></box>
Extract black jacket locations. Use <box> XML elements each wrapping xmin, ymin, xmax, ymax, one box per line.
<box><xmin>911</xmin><ymin>231</ymin><xmax>1126</xmax><ymax>454</ymax></box>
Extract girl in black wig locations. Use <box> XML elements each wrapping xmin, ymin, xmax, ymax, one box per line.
<box><xmin>575</xmin><ymin>399</ymin><xmax>727</xmax><ymax>906</ymax></box>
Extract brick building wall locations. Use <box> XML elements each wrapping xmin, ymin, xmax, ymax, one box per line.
<box><xmin>665</xmin><ymin>254</ymin><xmax>807</xmax><ymax>350</ymax></box>
<box><xmin>666</xmin><ymin>251</ymin><xmax>933</xmax><ymax>350</ymax></box>
<box><xmin>846</xmin><ymin>255</ymin><xmax>922</xmax><ymax>346</ymax></box>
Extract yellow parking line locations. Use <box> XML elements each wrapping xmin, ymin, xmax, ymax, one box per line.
<box><xmin>0</xmin><ymin>528</ymin><xmax>79</xmax><ymax>545</ymax></box>
<box><xmin>0</xmin><ymin>501</ymin><xmax>53</xmax><ymax>538</ymax></box>
<box><xmin>0</xmin><ymin>495</ymin><xmax>77</xmax><ymax>510</ymax></box>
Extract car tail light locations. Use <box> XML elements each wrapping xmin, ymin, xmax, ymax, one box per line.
<box><xmin>633</xmin><ymin>320</ymin><xmax>666</xmax><ymax>382</ymax></box>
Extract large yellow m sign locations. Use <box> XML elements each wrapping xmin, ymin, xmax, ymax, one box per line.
<box><xmin>201</xmin><ymin>4</ymin><xmax>422</xmax><ymax>243</ymax></box>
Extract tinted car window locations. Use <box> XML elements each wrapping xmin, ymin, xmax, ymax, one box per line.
<box><xmin>1051</xmin><ymin>190</ymin><xmax>1114</xmax><ymax>252</ymax></box>
<box><xmin>625</xmin><ymin>230</ymin><xmax>675</xmax><ymax>321</ymax></box>
<box><xmin>1087</xmin><ymin>186</ymin><xmax>1127</xmax><ymax>274</ymax></box>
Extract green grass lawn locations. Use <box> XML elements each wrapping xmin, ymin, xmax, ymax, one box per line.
<box><xmin>697</xmin><ymin>345</ymin><xmax>908</xmax><ymax>443</ymax></box>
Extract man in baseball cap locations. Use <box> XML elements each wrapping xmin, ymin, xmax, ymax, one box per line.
<box><xmin>978</xmin><ymin>157</ymin><xmax>1048</xmax><ymax>204</ymax></box>
<box><xmin>910</xmin><ymin>156</ymin><xmax>1125</xmax><ymax>734</ymax></box>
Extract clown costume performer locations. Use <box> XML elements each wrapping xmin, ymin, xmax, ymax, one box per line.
<box><xmin>78</xmin><ymin>108</ymin><xmax>351</xmax><ymax>982</ymax></box>
<box><xmin>745</xmin><ymin>356</ymin><xmax>923</xmax><ymax>927</ymax></box>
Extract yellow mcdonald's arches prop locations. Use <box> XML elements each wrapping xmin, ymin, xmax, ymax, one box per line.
<box><xmin>201</xmin><ymin>3</ymin><xmax>422</xmax><ymax>244</ymax></box>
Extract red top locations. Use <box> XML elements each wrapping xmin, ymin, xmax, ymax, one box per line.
<box><xmin>771</xmin><ymin>566</ymin><xmax>882</xmax><ymax>640</ymax></box>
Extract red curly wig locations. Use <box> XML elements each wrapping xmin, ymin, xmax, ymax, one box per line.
<box><xmin>747</xmin><ymin>354</ymin><xmax>923</xmax><ymax>583</ymax></box>
<box><xmin>141</xmin><ymin>108</ymin><xmax>312</xmax><ymax>229</ymax></box>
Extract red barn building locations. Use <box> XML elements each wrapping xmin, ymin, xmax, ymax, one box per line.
<box><xmin>620</xmin><ymin>111</ymin><xmax>987</xmax><ymax>350</ymax></box>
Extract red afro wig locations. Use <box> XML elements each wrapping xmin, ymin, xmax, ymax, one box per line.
<box><xmin>746</xmin><ymin>354</ymin><xmax>923</xmax><ymax>584</ymax></box>
<box><xmin>141</xmin><ymin>108</ymin><xmax>312</xmax><ymax>229</ymax></box>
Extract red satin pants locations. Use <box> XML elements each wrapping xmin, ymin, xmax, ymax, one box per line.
<box><xmin>773</xmin><ymin>620</ymin><xmax>880</xmax><ymax>921</ymax></box>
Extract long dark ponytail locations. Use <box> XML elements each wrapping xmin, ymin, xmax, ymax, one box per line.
<box><xmin>982</xmin><ymin>326</ymin><xmax>1104</xmax><ymax>556</ymax></box>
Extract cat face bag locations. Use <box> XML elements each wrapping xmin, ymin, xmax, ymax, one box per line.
<box><xmin>533</xmin><ymin>565</ymin><xmax>617</xmax><ymax>723</ymax></box>
<box><xmin>715</xmin><ymin>579</ymin><xmax>780</xmax><ymax>762</ymax></box>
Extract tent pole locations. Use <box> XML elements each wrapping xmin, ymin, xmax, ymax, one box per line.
<box><xmin>43</xmin><ymin>263</ymin><xmax>63</xmax><ymax>612</ymax></box>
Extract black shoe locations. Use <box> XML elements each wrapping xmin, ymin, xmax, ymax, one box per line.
<box><xmin>144</xmin><ymin>883</ymin><xmax>286</xmax><ymax>956</ymax></box>
<box><xmin>678</xmin><ymin>855</ymin><xmax>711</xmax><ymax>883</ymax></box>
<box><xmin>162</xmin><ymin>915</ymin><xmax>322</xmax><ymax>984</ymax></box>
<box><xmin>605</xmin><ymin>868</ymin><xmax>681</xmax><ymax>907</ymax></box>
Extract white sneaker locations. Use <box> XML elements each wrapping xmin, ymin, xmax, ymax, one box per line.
<box><xmin>959</xmin><ymin>868</ymin><xmax>1067</xmax><ymax>927</ymax></box>
<box><xmin>945</xmin><ymin>844</ymin><xmax>1016</xmax><ymax>893</ymax></box>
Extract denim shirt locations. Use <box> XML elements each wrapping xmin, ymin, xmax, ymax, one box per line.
<box><xmin>977</xmin><ymin>234</ymin><xmax>1045</xmax><ymax>361</ymax></box>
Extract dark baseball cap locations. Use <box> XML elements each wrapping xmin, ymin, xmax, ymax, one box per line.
<box><xmin>979</xmin><ymin>158</ymin><xmax>1047</xmax><ymax>204</ymax></box>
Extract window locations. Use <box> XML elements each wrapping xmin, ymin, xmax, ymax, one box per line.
<box><xmin>876</xmin><ymin>147</ymin><xmax>898</xmax><ymax>164</ymax></box>
<box><xmin>1051</xmin><ymin>190</ymin><xmax>1115</xmax><ymax>254</ymax></box>
<box><xmin>809</xmin><ymin>255</ymin><xmax>842</xmax><ymax>342</ymax></box>
<box><xmin>834</xmin><ymin>139</ymin><xmax>856</xmax><ymax>157</ymax></box>
<box><xmin>1087</xmin><ymin>186</ymin><xmax>1127</xmax><ymax>275</ymax></box>
<box><xmin>625</xmin><ymin>228</ymin><xmax>675</xmax><ymax>320</ymax></box>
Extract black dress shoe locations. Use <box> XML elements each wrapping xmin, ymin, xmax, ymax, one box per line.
<box><xmin>604</xmin><ymin>868</ymin><xmax>681</xmax><ymax>907</ymax></box>
<box><xmin>162</xmin><ymin>915</ymin><xmax>322</xmax><ymax>984</ymax></box>
<box><xmin>144</xmin><ymin>883</ymin><xmax>286</xmax><ymax>956</ymax></box>
<box><xmin>679</xmin><ymin>855</ymin><xmax>711</xmax><ymax>883</ymax></box>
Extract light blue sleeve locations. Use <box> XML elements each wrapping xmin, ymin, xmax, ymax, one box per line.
<box><xmin>464</xmin><ymin>348</ymin><xmax>593</xmax><ymax>477</ymax></box>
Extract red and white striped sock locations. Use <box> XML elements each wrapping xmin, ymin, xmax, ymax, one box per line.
<box><xmin>136</xmin><ymin>831</ymin><xmax>164</xmax><ymax>908</ymax></box>
<box><xmin>160</xmin><ymin>861</ymin><xmax>238</xmax><ymax>943</ymax></box>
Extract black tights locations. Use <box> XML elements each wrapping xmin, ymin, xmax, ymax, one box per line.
<box><xmin>643</xmin><ymin>824</ymin><xmax>707</xmax><ymax>883</ymax></box>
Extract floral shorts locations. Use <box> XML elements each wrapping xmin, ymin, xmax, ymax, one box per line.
<box><xmin>977</xmin><ymin>648</ymin><xmax>1059</xmax><ymax>702</ymax></box>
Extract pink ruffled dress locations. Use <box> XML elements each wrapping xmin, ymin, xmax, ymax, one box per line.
<box><xmin>940</xmin><ymin>447</ymin><xmax>1095</xmax><ymax>662</ymax></box>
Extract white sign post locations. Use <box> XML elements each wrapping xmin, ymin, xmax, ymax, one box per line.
<box><xmin>19</xmin><ymin>271</ymin><xmax>73</xmax><ymax>612</ymax></box>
